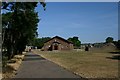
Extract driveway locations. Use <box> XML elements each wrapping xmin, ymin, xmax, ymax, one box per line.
<box><xmin>14</xmin><ymin>52</ymin><xmax>82</xmax><ymax>78</ymax></box>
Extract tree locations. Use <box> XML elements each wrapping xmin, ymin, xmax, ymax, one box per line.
<box><xmin>32</xmin><ymin>37</ymin><xmax>51</xmax><ymax>49</ymax></box>
<box><xmin>106</xmin><ymin>37</ymin><xmax>114</xmax><ymax>43</ymax></box>
<box><xmin>113</xmin><ymin>40</ymin><xmax>120</xmax><ymax>49</ymax></box>
<box><xmin>2</xmin><ymin>2</ymin><xmax>46</xmax><ymax>60</ymax></box>
<box><xmin>117</xmin><ymin>40</ymin><xmax>120</xmax><ymax>49</ymax></box>
<box><xmin>68</xmin><ymin>36</ymin><xmax>81</xmax><ymax>48</ymax></box>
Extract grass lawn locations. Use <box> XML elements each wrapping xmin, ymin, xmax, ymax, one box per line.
<box><xmin>33</xmin><ymin>49</ymin><xmax>119</xmax><ymax>78</ymax></box>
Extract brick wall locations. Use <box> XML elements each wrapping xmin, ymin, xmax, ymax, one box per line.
<box><xmin>42</xmin><ymin>37</ymin><xmax>73</xmax><ymax>51</ymax></box>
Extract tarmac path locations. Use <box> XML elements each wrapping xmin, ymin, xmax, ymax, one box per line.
<box><xmin>14</xmin><ymin>52</ymin><xmax>82</xmax><ymax>78</ymax></box>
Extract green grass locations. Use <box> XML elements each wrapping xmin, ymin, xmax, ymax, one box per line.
<box><xmin>34</xmin><ymin>50</ymin><xmax>119</xmax><ymax>78</ymax></box>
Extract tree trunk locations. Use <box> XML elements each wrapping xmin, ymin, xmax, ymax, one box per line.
<box><xmin>7</xmin><ymin>45</ymin><xmax>12</xmax><ymax>60</ymax></box>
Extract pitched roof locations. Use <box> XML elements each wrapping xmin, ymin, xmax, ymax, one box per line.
<box><xmin>44</xmin><ymin>36</ymin><xmax>73</xmax><ymax>44</ymax></box>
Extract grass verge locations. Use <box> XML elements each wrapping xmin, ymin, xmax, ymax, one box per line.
<box><xmin>2</xmin><ymin>52</ymin><xmax>25</xmax><ymax>78</ymax></box>
<box><xmin>33</xmin><ymin>50</ymin><xmax>119</xmax><ymax>78</ymax></box>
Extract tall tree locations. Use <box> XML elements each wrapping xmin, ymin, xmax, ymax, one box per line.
<box><xmin>2</xmin><ymin>2</ymin><xmax>46</xmax><ymax>59</ymax></box>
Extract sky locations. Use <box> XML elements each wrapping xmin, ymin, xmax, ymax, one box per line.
<box><xmin>35</xmin><ymin>2</ymin><xmax>118</xmax><ymax>43</ymax></box>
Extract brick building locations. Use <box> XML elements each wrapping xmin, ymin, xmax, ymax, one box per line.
<box><xmin>41</xmin><ymin>36</ymin><xmax>73</xmax><ymax>51</ymax></box>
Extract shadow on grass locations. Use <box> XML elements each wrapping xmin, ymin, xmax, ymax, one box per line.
<box><xmin>106</xmin><ymin>51</ymin><xmax>120</xmax><ymax>60</ymax></box>
<box><xmin>109</xmin><ymin>51</ymin><xmax>120</xmax><ymax>54</ymax></box>
<box><xmin>106</xmin><ymin>55</ymin><xmax>120</xmax><ymax>60</ymax></box>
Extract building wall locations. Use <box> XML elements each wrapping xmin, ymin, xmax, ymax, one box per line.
<box><xmin>42</xmin><ymin>38</ymin><xmax>73</xmax><ymax>51</ymax></box>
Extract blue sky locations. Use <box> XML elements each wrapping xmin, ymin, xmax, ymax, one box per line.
<box><xmin>35</xmin><ymin>2</ymin><xmax>118</xmax><ymax>43</ymax></box>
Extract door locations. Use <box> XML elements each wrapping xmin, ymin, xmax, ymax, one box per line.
<box><xmin>54</xmin><ymin>45</ymin><xmax>58</xmax><ymax>50</ymax></box>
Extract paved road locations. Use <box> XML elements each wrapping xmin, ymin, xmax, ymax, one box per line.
<box><xmin>14</xmin><ymin>52</ymin><xmax>82</xmax><ymax>78</ymax></box>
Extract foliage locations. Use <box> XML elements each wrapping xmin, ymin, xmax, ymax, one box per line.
<box><xmin>113</xmin><ymin>40</ymin><xmax>120</xmax><ymax>49</ymax></box>
<box><xmin>67</xmin><ymin>36</ymin><xmax>81</xmax><ymax>48</ymax></box>
<box><xmin>117</xmin><ymin>40</ymin><xmax>120</xmax><ymax>49</ymax></box>
<box><xmin>32</xmin><ymin>37</ymin><xmax>51</xmax><ymax>49</ymax></box>
<box><xmin>106</xmin><ymin>37</ymin><xmax>114</xmax><ymax>43</ymax></box>
<box><xmin>2</xmin><ymin>2</ymin><xmax>46</xmax><ymax>60</ymax></box>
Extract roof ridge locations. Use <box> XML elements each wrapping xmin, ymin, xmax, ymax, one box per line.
<box><xmin>45</xmin><ymin>36</ymin><xmax>73</xmax><ymax>44</ymax></box>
